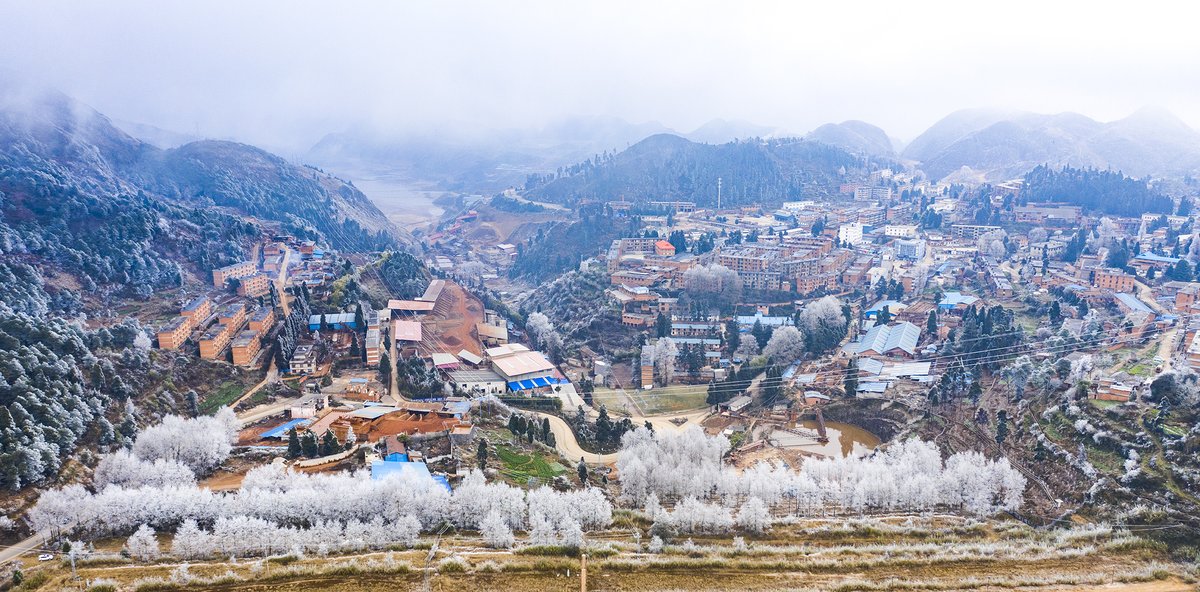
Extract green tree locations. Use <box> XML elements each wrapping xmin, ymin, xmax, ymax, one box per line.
<box><xmin>541</xmin><ymin>418</ymin><xmax>551</xmax><ymax>442</ymax></box>
<box><xmin>725</xmin><ymin>319</ymin><xmax>740</xmax><ymax>355</ymax></box>
<box><xmin>655</xmin><ymin>312</ymin><xmax>671</xmax><ymax>338</ymax></box>
<box><xmin>926</xmin><ymin>309</ymin><xmax>938</xmax><ymax>336</ymax></box>
<box><xmin>300</xmin><ymin>431</ymin><xmax>319</xmax><ymax>458</ymax></box>
<box><xmin>577</xmin><ymin>458</ymin><xmax>588</xmax><ymax>486</ymax></box>
<box><xmin>319</xmin><ymin>430</ymin><xmax>339</xmax><ymax>456</ymax></box>
<box><xmin>286</xmin><ymin>427</ymin><xmax>301</xmax><ymax>458</ymax></box>
<box><xmin>844</xmin><ymin>358</ymin><xmax>858</xmax><ymax>396</ymax></box>
<box><xmin>995</xmin><ymin>410</ymin><xmax>1009</xmax><ymax>445</ymax></box>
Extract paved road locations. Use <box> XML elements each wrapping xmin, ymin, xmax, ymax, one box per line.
<box><xmin>0</xmin><ymin>531</ymin><xmax>49</xmax><ymax>563</ymax></box>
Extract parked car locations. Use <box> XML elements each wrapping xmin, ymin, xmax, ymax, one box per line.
<box><xmin>37</xmin><ymin>553</ymin><xmax>53</xmax><ymax>561</ymax></box>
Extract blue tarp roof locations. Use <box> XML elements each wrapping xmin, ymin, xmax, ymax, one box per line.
<box><xmin>261</xmin><ymin>418</ymin><xmax>312</xmax><ymax>439</ymax></box>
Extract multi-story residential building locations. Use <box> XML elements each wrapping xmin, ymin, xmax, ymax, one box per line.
<box><xmin>717</xmin><ymin>246</ymin><xmax>779</xmax><ymax>273</ymax></box>
<box><xmin>1014</xmin><ymin>203</ymin><xmax>1082</xmax><ymax>226</ymax></box>
<box><xmin>212</xmin><ymin>260</ymin><xmax>257</xmax><ymax>287</ymax></box>
<box><xmin>199</xmin><ymin>324</ymin><xmax>233</xmax><ymax>360</ymax></box>
<box><xmin>218</xmin><ymin>302</ymin><xmax>247</xmax><ymax>332</ymax></box>
<box><xmin>231</xmin><ymin>330</ymin><xmax>262</xmax><ymax>367</ymax></box>
<box><xmin>181</xmin><ymin>296</ymin><xmax>212</xmax><ymax>323</ymax></box>
<box><xmin>289</xmin><ymin>344</ymin><xmax>318</xmax><ymax>374</ymax></box>
<box><xmin>950</xmin><ymin>224</ymin><xmax>1002</xmax><ymax>240</ymax></box>
<box><xmin>837</xmin><ymin>223</ymin><xmax>865</xmax><ymax>246</ymax></box>
<box><xmin>671</xmin><ymin>320</ymin><xmax>723</xmax><ymax>339</ymax></box>
<box><xmin>884</xmin><ymin>225</ymin><xmax>918</xmax><ymax>239</ymax></box>
<box><xmin>157</xmin><ymin>316</ymin><xmax>192</xmax><ymax>350</ymax></box>
<box><xmin>896</xmin><ymin>239</ymin><xmax>926</xmax><ymax>260</ymax></box>
<box><xmin>248</xmin><ymin>306</ymin><xmax>276</xmax><ymax>334</ymax></box>
<box><xmin>1094</xmin><ymin>269</ymin><xmax>1135</xmax><ymax>293</ymax></box>
<box><xmin>854</xmin><ymin>186</ymin><xmax>893</xmax><ymax>202</ymax></box>
<box><xmin>365</xmin><ymin>328</ymin><xmax>382</xmax><ymax>366</ymax></box>
<box><xmin>237</xmin><ymin>272</ymin><xmax>272</xmax><ymax>298</ymax></box>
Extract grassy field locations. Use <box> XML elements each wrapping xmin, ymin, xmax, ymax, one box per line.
<box><xmin>592</xmin><ymin>385</ymin><xmax>709</xmax><ymax>416</ymax></box>
<box><xmin>495</xmin><ymin>444</ymin><xmax>568</xmax><ymax>484</ymax></box>
<box><xmin>21</xmin><ymin>516</ymin><xmax>1194</xmax><ymax>592</ymax></box>
<box><xmin>201</xmin><ymin>378</ymin><xmax>259</xmax><ymax>414</ymax></box>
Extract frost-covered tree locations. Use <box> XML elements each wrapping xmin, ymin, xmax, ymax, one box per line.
<box><xmin>93</xmin><ymin>450</ymin><xmax>196</xmax><ymax>489</ymax></box>
<box><xmin>798</xmin><ymin>296</ymin><xmax>847</xmax><ymax>353</ymax></box>
<box><xmin>683</xmin><ymin>264</ymin><xmax>742</xmax><ymax>312</ymax></box>
<box><xmin>130</xmin><ymin>409</ymin><xmax>239</xmax><ymax>474</ymax></box>
<box><xmin>763</xmin><ymin>326</ymin><xmax>805</xmax><ymax>365</ymax></box>
<box><xmin>125</xmin><ymin>524</ymin><xmax>160</xmax><ymax>561</ymax></box>
<box><xmin>557</xmin><ymin>517</ymin><xmax>584</xmax><ymax>548</ymax></box>
<box><xmin>735</xmin><ymin>496</ymin><xmax>771</xmax><ymax>534</ymax></box>
<box><xmin>170</xmin><ymin>519</ymin><xmax>212</xmax><ymax>560</ymax></box>
<box><xmin>480</xmin><ymin>511</ymin><xmax>515</xmax><ymax>549</ymax></box>
<box><xmin>652</xmin><ymin>338</ymin><xmax>678</xmax><ymax>386</ymax></box>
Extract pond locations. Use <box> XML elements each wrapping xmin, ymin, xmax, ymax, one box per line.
<box><xmin>783</xmin><ymin>420</ymin><xmax>882</xmax><ymax>458</ymax></box>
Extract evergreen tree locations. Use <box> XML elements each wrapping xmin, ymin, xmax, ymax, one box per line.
<box><xmin>319</xmin><ymin>430</ymin><xmax>339</xmax><ymax>456</ymax></box>
<box><xmin>300</xmin><ymin>431</ymin><xmax>319</xmax><ymax>458</ymax></box>
<box><xmin>655</xmin><ymin>312</ymin><xmax>671</xmax><ymax>338</ymax></box>
<box><xmin>926</xmin><ymin>309</ymin><xmax>938</xmax><ymax>336</ymax></box>
<box><xmin>844</xmin><ymin>358</ymin><xmax>858</xmax><ymax>396</ymax></box>
<box><xmin>286</xmin><ymin>427</ymin><xmax>301</xmax><ymax>459</ymax></box>
<box><xmin>577</xmin><ymin>458</ymin><xmax>588</xmax><ymax>486</ymax></box>
<box><xmin>995</xmin><ymin>410</ymin><xmax>1009</xmax><ymax>445</ymax></box>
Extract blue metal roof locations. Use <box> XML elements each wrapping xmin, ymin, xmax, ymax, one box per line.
<box><xmin>1134</xmin><ymin>253</ymin><xmax>1180</xmax><ymax>264</ymax></box>
<box><xmin>261</xmin><ymin>418</ymin><xmax>312</xmax><ymax>439</ymax></box>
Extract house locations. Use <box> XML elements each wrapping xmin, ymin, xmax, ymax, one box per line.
<box><xmin>1095</xmin><ymin>371</ymin><xmax>1140</xmax><ymax>402</ymax></box>
<box><xmin>289</xmin><ymin>344</ymin><xmax>318</xmax><ymax>374</ymax></box>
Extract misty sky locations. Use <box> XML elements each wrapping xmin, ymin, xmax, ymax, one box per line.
<box><xmin>3</xmin><ymin>0</ymin><xmax>1199</xmax><ymax>151</ymax></box>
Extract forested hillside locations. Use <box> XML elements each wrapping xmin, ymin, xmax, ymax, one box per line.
<box><xmin>509</xmin><ymin>204</ymin><xmax>642</xmax><ymax>282</ymax></box>
<box><xmin>0</xmin><ymin>86</ymin><xmax>422</xmax><ymax>491</ymax></box>
<box><xmin>0</xmin><ymin>86</ymin><xmax>411</xmax><ymax>255</ymax></box>
<box><xmin>522</xmin><ymin>134</ymin><xmax>864</xmax><ymax>207</ymax></box>
<box><xmin>1021</xmin><ymin>165</ymin><xmax>1174</xmax><ymax>216</ymax></box>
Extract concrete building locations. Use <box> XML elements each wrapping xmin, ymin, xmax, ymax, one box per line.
<box><xmin>157</xmin><ymin>316</ymin><xmax>192</xmax><ymax>350</ymax></box>
<box><xmin>896</xmin><ymin>239</ymin><xmax>926</xmax><ymax>260</ymax></box>
<box><xmin>884</xmin><ymin>225</ymin><xmax>918</xmax><ymax>239</ymax></box>
<box><xmin>237</xmin><ymin>273</ymin><xmax>272</xmax><ymax>298</ymax></box>
<box><xmin>212</xmin><ymin>260</ymin><xmax>257</xmax><ymax>287</ymax></box>
<box><xmin>231</xmin><ymin>330</ymin><xmax>262</xmax><ymax>367</ymax></box>
<box><xmin>290</xmin><ymin>344</ymin><xmax>318</xmax><ymax>374</ymax></box>
<box><xmin>199</xmin><ymin>324</ymin><xmax>233</xmax><ymax>360</ymax></box>
<box><xmin>248</xmin><ymin>306</ymin><xmax>276</xmax><ymax>334</ymax></box>
<box><xmin>837</xmin><ymin>223</ymin><xmax>865</xmax><ymax>246</ymax></box>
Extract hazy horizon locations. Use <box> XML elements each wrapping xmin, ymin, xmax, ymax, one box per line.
<box><xmin>3</xmin><ymin>0</ymin><xmax>1200</xmax><ymax>153</ymax></box>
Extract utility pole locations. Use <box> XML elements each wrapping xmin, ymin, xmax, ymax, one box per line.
<box><xmin>580</xmin><ymin>553</ymin><xmax>588</xmax><ymax>592</ymax></box>
<box><xmin>717</xmin><ymin>177</ymin><xmax>722</xmax><ymax>210</ymax></box>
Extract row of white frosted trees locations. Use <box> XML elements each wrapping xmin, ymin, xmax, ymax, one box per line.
<box><xmin>31</xmin><ymin>415</ymin><xmax>1025</xmax><ymax>560</ymax></box>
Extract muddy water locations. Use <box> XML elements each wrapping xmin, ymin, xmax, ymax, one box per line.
<box><xmin>791</xmin><ymin>420</ymin><xmax>882</xmax><ymax>458</ymax></box>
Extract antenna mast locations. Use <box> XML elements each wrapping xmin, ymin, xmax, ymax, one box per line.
<box><xmin>717</xmin><ymin>177</ymin><xmax>722</xmax><ymax>210</ymax></box>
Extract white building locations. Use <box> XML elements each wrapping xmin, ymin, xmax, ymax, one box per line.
<box><xmin>838</xmin><ymin>222</ymin><xmax>866</xmax><ymax>246</ymax></box>
<box><xmin>896</xmin><ymin>239</ymin><xmax>927</xmax><ymax>260</ymax></box>
<box><xmin>884</xmin><ymin>225</ymin><xmax>918</xmax><ymax>239</ymax></box>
